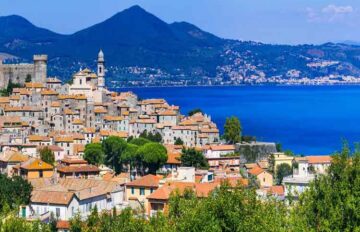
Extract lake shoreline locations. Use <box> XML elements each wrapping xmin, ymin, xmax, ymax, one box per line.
<box><xmin>112</xmin><ymin>83</ymin><xmax>360</xmax><ymax>89</ymax></box>
<box><xmin>111</xmin><ymin>85</ymin><xmax>360</xmax><ymax>155</ymax></box>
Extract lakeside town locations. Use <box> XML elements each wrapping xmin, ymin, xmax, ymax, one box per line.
<box><xmin>0</xmin><ymin>51</ymin><xmax>338</xmax><ymax>231</ymax></box>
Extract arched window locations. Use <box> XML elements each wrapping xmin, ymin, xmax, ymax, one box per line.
<box><xmin>99</xmin><ymin>67</ymin><xmax>102</xmax><ymax>73</ymax></box>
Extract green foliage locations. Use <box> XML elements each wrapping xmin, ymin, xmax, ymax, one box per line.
<box><xmin>275</xmin><ymin>163</ymin><xmax>292</xmax><ymax>185</ymax></box>
<box><xmin>180</xmin><ymin>148</ymin><xmax>209</xmax><ymax>169</ymax></box>
<box><xmin>276</xmin><ymin>143</ymin><xmax>282</xmax><ymax>152</ymax></box>
<box><xmin>121</xmin><ymin>143</ymin><xmax>139</xmax><ymax>164</ymax></box>
<box><xmin>0</xmin><ymin>216</ymin><xmax>51</xmax><ymax>232</ymax></box>
<box><xmin>25</xmin><ymin>74</ymin><xmax>32</xmax><ymax>83</ymax></box>
<box><xmin>188</xmin><ymin>108</ymin><xmax>203</xmax><ymax>116</ymax></box>
<box><xmin>7</xmin><ymin>143</ymin><xmax>360</xmax><ymax>232</ymax></box>
<box><xmin>66</xmin><ymin>183</ymin><xmax>289</xmax><ymax>232</ymax></box>
<box><xmin>284</xmin><ymin>150</ymin><xmax>295</xmax><ymax>156</ymax></box>
<box><xmin>0</xmin><ymin>80</ymin><xmax>22</xmax><ymax>97</ymax></box>
<box><xmin>69</xmin><ymin>213</ymin><xmax>83</xmax><ymax>232</ymax></box>
<box><xmin>0</xmin><ymin>174</ymin><xmax>32</xmax><ymax>212</ymax></box>
<box><xmin>102</xmin><ymin>136</ymin><xmax>127</xmax><ymax>173</ymax></box>
<box><xmin>290</xmin><ymin>143</ymin><xmax>360</xmax><ymax>231</ymax></box>
<box><xmin>121</xmin><ymin>143</ymin><xmax>139</xmax><ymax>173</ymax></box>
<box><xmin>66</xmin><ymin>77</ymin><xmax>74</xmax><ymax>85</ymax></box>
<box><xmin>129</xmin><ymin>137</ymin><xmax>151</xmax><ymax>146</ymax></box>
<box><xmin>169</xmin><ymin>185</ymin><xmax>288</xmax><ymax>232</ymax></box>
<box><xmin>268</xmin><ymin>153</ymin><xmax>275</xmax><ymax>174</ymax></box>
<box><xmin>39</xmin><ymin>147</ymin><xmax>55</xmax><ymax>165</ymax></box>
<box><xmin>174</xmin><ymin>137</ymin><xmax>184</xmax><ymax>145</ymax></box>
<box><xmin>137</xmin><ymin>143</ymin><xmax>167</xmax><ymax>174</ymax></box>
<box><xmin>139</xmin><ymin>130</ymin><xmax>162</xmax><ymax>143</ymax></box>
<box><xmin>223</xmin><ymin>116</ymin><xmax>242</xmax><ymax>144</ymax></box>
<box><xmin>84</xmin><ymin>143</ymin><xmax>104</xmax><ymax>165</ymax></box>
<box><xmin>94</xmin><ymin>135</ymin><xmax>170</xmax><ymax>175</ymax></box>
<box><xmin>241</xmin><ymin>135</ymin><xmax>256</xmax><ymax>143</ymax></box>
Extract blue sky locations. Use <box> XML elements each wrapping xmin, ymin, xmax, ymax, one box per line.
<box><xmin>1</xmin><ymin>0</ymin><xmax>360</xmax><ymax>45</ymax></box>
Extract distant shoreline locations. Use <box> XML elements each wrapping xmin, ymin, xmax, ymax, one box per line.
<box><xmin>111</xmin><ymin>83</ymin><xmax>360</xmax><ymax>89</ymax></box>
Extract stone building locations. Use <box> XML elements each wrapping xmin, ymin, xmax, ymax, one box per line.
<box><xmin>0</xmin><ymin>55</ymin><xmax>48</xmax><ymax>88</ymax></box>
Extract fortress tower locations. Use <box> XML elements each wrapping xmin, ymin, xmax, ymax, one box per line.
<box><xmin>33</xmin><ymin>55</ymin><xmax>47</xmax><ymax>83</ymax></box>
<box><xmin>97</xmin><ymin>50</ymin><xmax>105</xmax><ymax>89</ymax></box>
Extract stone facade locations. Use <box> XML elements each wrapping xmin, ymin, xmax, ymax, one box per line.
<box><xmin>0</xmin><ymin>55</ymin><xmax>47</xmax><ymax>89</ymax></box>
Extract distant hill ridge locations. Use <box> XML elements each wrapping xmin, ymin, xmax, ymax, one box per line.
<box><xmin>2</xmin><ymin>5</ymin><xmax>360</xmax><ymax>86</ymax></box>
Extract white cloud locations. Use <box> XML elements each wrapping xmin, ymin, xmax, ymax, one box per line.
<box><xmin>322</xmin><ymin>4</ymin><xmax>353</xmax><ymax>15</ymax></box>
<box><xmin>306</xmin><ymin>4</ymin><xmax>355</xmax><ymax>23</ymax></box>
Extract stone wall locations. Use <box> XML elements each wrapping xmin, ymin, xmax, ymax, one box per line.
<box><xmin>0</xmin><ymin>54</ymin><xmax>47</xmax><ymax>88</ymax></box>
<box><xmin>236</xmin><ymin>142</ymin><xmax>277</xmax><ymax>164</ymax></box>
<box><xmin>0</xmin><ymin>63</ymin><xmax>34</xmax><ymax>88</ymax></box>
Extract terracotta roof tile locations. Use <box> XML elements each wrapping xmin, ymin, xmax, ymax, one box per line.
<box><xmin>31</xmin><ymin>191</ymin><xmax>74</xmax><ymax>205</ymax></box>
<box><xmin>126</xmin><ymin>174</ymin><xmax>162</xmax><ymax>188</ymax></box>
<box><xmin>306</xmin><ymin>156</ymin><xmax>332</xmax><ymax>164</ymax></box>
<box><xmin>248</xmin><ymin>166</ymin><xmax>265</xmax><ymax>176</ymax></box>
<box><xmin>20</xmin><ymin>158</ymin><xmax>53</xmax><ymax>170</ymax></box>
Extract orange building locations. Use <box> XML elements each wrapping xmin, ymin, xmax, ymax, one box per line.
<box><xmin>14</xmin><ymin>158</ymin><xmax>54</xmax><ymax>179</ymax></box>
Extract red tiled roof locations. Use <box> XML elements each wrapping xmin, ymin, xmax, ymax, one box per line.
<box><xmin>166</xmin><ymin>153</ymin><xmax>181</xmax><ymax>164</ymax></box>
<box><xmin>57</xmin><ymin>165</ymin><xmax>99</xmax><ymax>174</ymax></box>
<box><xmin>270</xmin><ymin>185</ymin><xmax>285</xmax><ymax>196</ymax></box>
<box><xmin>126</xmin><ymin>174</ymin><xmax>162</xmax><ymax>188</ymax></box>
<box><xmin>248</xmin><ymin>166</ymin><xmax>264</xmax><ymax>176</ymax></box>
<box><xmin>306</xmin><ymin>156</ymin><xmax>332</xmax><ymax>164</ymax></box>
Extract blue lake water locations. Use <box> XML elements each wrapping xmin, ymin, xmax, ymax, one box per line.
<box><xmin>115</xmin><ymin>85</ymin><xmax>360</xmax><ymax>155</ymax></box>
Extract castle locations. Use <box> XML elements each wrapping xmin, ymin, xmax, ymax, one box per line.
<box><xmin>0</xmin><ymin>55</ymin><xmax>48</xmax><ymax>88</ymax></box>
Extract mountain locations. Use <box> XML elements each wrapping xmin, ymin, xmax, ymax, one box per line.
<box><xmin>2</xmin><ymin>5</ymin><xmax>360</xmax><ymax>86</ymax></box>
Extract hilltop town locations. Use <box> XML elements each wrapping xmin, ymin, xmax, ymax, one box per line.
<box><xmin>0</xmin><ymin>51</ymin><xmax>339</xmax><ymax>230</ymax></box>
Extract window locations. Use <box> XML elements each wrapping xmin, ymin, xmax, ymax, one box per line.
<box><xmin>150</xmin><ymin>188</ymin><xmax>154</xmax><ymax>193</ymax></box>
<box><xmin>131</xmin><ymin>187</ymin><xmax>134</xmax><ymax>195</ymax></box>
<box><xmin>56</xmin><ymin>208</ymin><xmax>60</xmax><ymax>218</ymax></box>
<box><xmin>39</xmin><ymin>170</ymin><xmax>43</xmax><ymax>178</ymax></box>
<box><xmin>140</xmin><ymin>188</ymin><xmax>145</xmax><ymax>195</ymax></box>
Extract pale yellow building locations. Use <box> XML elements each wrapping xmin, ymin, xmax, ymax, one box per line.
<box><xmin>126</xmin><ymin>174</ymin><xmax>162</xmax><ymax>212</ymax></box>
<box><xmin>272</xmin><ymin>152</ymin><xmax>294</xmax><ymax>174</ymax></box>
<box><xmin>248</xmin><ymin>166</ymin><xmax>273</xmax><ymax>187</ymax></box>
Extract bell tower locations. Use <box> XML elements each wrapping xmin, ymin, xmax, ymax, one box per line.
<box><xmin>97</xmin><ymin>49</ymin><xmax>105</xmax><ymax>89</ymax></box>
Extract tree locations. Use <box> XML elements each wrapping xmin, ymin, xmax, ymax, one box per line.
<box><xmin>268</xmin><ymin>153</ymin><xmax>275</xmax><ymax>174</ymax></box>
<box><xmin>121</xmin><ymin>143</ymin><xmax>139</xmax><ymax>174</ymax></box>
<box><xmin>84</xmin><ymin>143</ymin><xmax>104</xmax><ymax>165</ymax></box>
<box><xmin>275</xmin><ymin>163</ymin><xmax>292</xmax><ymax>185</ymax></box>
<box><xmin>180</xmin><ymin>148</ymin><xmax>209</xmax><ymax>169</ymax></box>
<box><xmin>129</xmin><ymin>137</ymin><xmax>151</xmax><ymax>146</ymax></box>
<box><xmin>0</xmin><ymin>174</ymin><xmax>32</xmax><ymax>211</ymax></box>
<box><xmin>102</xmin><ymin>136</ymin><xmax>127</xmax><ymax>173</ymax></box>
<box><xmin>188</xmin><ymin>108</ymin><xmax>203</xmax><ymax>116</ymax></box>
<box><xmin>137</xmin><ymin>143</ymin><xmax>167</xmax><ymax>174</ymax></box>
<box><xmin>39</xmin><ymin>147</ymin><xmax>55</xmax><ymax>165</ymax></box>
<box><xmin>290</xmin><ymin>143</ymin><xmax>360</xmax><ymax>231</ymax></box>
<box><xmin>174</xmin><ymin>137</ymin><xmax>184</xmax><ymax>146</ymax></box>
<box><xmin>25</xmin><ymin>74</ymin><xmax>32</xmax><ymax>83</ymax></box>
<box><xmin>139</xmin><ymin>130</ymin><xmax>162</xmax><ymax>143</ymax></box>
<box><xmin>223</xmin><ymin>116</ymin><xmax>242</xmax><ymax>144</ymax></box>
<box><xmin>0</xmin><ymin>80</ymin><xmax>22</xmax><ymax>97</ymax></box>
<box><xmin>284</xmin><ymin>150</ymin><xmax>294</xmax><ymax>156</ymax></box>
<box><xmin>69</xmin><ymin>214</ymin><xmax>83</xmax><ymax>232</ymax></box>
<box><xmin>241</xmin><ymin>135</ymin><xmax>256</xmax><ymax>143</ymax></box>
